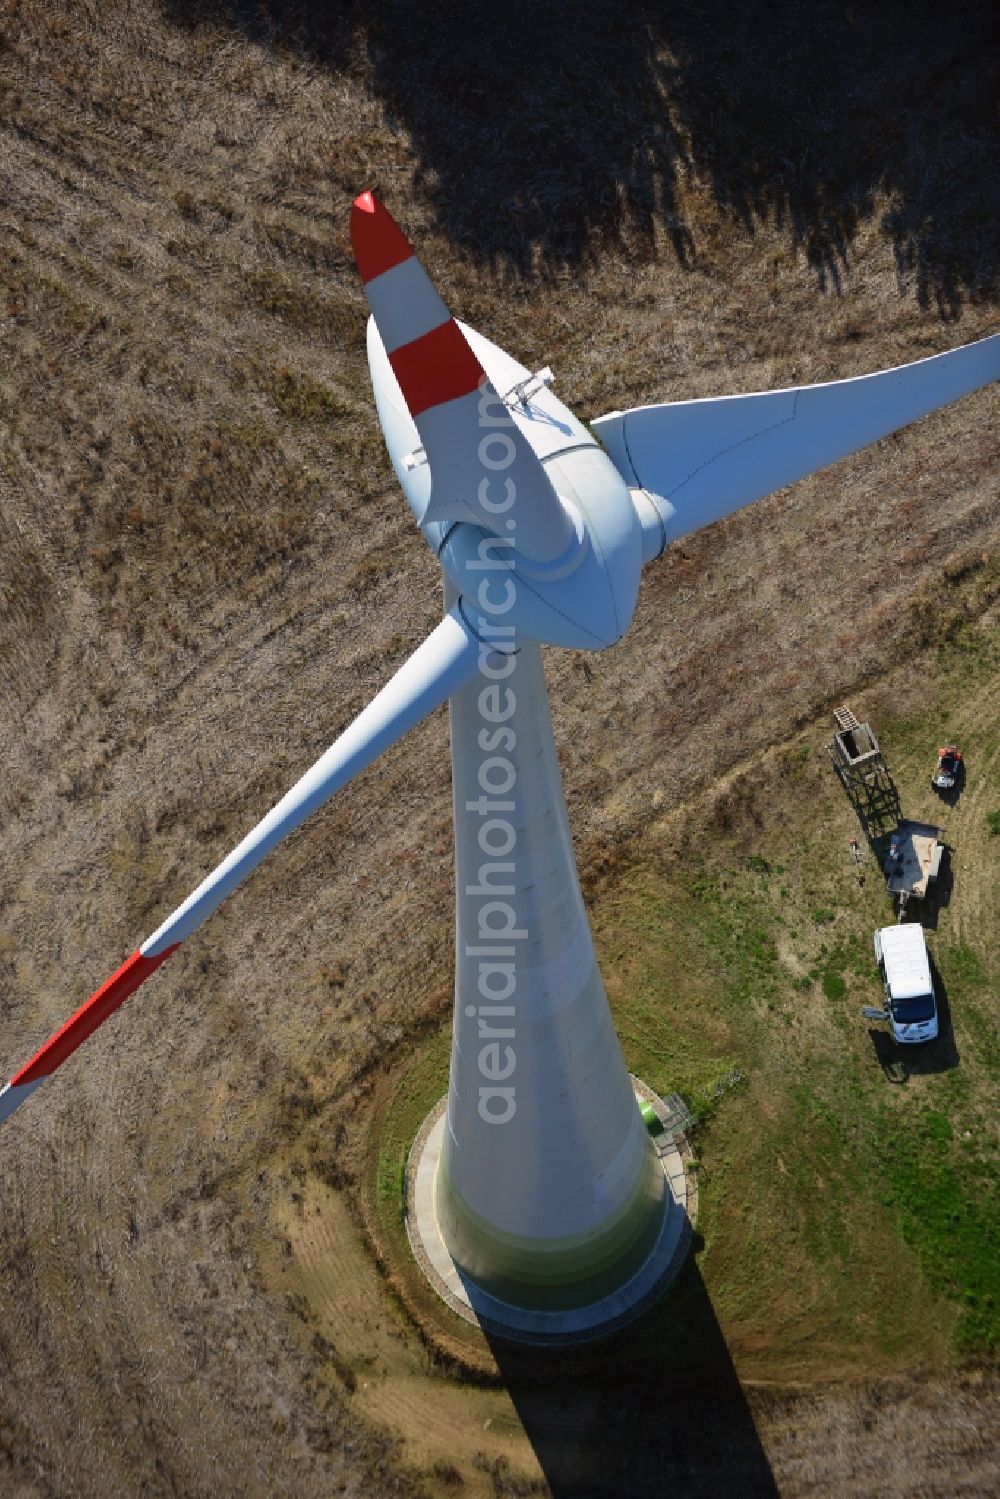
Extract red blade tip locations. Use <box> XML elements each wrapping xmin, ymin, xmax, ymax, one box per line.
<box><xmin>350</xmin><ymin>192</ymin><xmax>413</xmax><ymax>283</ymax></box>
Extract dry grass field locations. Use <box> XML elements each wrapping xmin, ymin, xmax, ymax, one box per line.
<box><xmin>0</xmin><ymin>3</ymin><xmax>998</xmax><ymax>1495</ymax></box>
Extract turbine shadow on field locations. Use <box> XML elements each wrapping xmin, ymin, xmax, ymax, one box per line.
<box><xmin>483</xmin><ymin>1252</ymin><xmax>778</xmax><ymax>1497</ymax></box>
<box><xmin>163</xmin><ymin>0</ymin><xmax>1000</xmax><ymax>309</ymax></box>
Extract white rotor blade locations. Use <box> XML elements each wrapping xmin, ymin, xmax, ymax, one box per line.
<box><xmin>0</xmin><ymin>606</ymin><xmax>483</xmax><ymax>1125</ymax></box>
<box><xmin>350</xmin><ymin>192</ymin><xmax>576</xmax><ymax>563</ymax></box>
<box><xmin>593</xmin><ymin>331</ymin><xmax>1000</xmax><ymax>545</ymax></box>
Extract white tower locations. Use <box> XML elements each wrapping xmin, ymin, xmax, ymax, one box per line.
<box><xmin>439</xmin><ymin>635</ymin><xmax>668</xmax><ymax>1315</ymax></box>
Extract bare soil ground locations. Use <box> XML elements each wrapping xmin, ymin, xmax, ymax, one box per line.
<box><xmin>0</xmin><ymin>4</ymin><xmax>997</xmax><ymax>1495</ymax></box>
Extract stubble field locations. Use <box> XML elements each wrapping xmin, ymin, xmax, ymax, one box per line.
<box><xmin>0</xmin><ymin>4</ymin><xmax>998</xmax><ymax>1495</ymax></box>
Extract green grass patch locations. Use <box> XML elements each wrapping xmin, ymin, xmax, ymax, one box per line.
<box><xmin>376</xmin><ymin>1154</ymin><xmax>406</xmax><ymax>1209</ymax></box>
<box><xmin>374</xmin><ymin>1026</ymin><xmax>451</xmax><ymax>1238</ymax></box>
<box><xmin>600</xmin><ymin>805</ymin><xmax>997</xmax><ymax>1364</ymax></box>
<box><xmin>821</xmin><ymin>969</ymin><xmax>846</xmax><ymax>1001</ymax></box>
<box><xmin>600</xmin><ymin>873</ymin><xmax>773</xmax><ymax>1116</ymax></box>
<box><xmin>943</xmin><ymin>942</ymin><xmax>987</xmax><ymax>991</ymax></box>
<box><xmin>876</xmin><ymin>1105</ymin><xmax>999</xmax><ymax>1354</ymax></box>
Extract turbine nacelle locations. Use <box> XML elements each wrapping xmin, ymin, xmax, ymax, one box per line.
<box><xmin>353</xmin><ymin>193</ymin><xmax>648</xmax><ymax>651</ymax></box>
<box><xmin>366</xmin><ymin>315</ymin><xmax>649</xmax><ymax>650</ymax></box>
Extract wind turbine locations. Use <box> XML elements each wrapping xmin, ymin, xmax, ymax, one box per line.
<box><xmin>2</xmin><ymin>192</ymin><xmax>997</xmax><ymax>1339</ymax></box>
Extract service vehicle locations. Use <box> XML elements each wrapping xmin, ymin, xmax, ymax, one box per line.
<box><xmin>863</xmin><ymin>923</ymin><xmax>939</xmax><ymax>1044</ymax></box>
<box><xmin>931</xmin><ymin>744</ymin><xmax>962</xmax><ymax>791</ymax></box>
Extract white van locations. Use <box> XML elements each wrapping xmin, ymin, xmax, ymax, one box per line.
<box><xmin>870</xmin><ymin>924</ymin><xmax>939</xmax><ymax>1043</ymax></box>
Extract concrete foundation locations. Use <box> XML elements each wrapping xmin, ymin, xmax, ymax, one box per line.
<box><xmin>405</xmin><ymin>1080</ymin><xmax>695</xmax><ymax>1345</ymax></box>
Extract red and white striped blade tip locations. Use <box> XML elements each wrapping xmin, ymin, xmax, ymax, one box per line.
<box><xmin>0</xmin><ymin>946</ymin><xmax>179</xmax><ymax>1127</ymax></box>
<box><xmin>351</xmin><ymin>190</ymin><xmax>415</xmax><ymax>284</ymax></box>
<box><xmin>349</xmin><ymin>191</ymin><xmax>486</xmax><ymax>422</ymax></box>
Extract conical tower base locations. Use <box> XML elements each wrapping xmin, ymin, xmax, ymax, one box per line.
<box><xmin>406</xmin><ymin>1083</ymin><xmax>692</xmax><ymax>1344</ymax></box>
